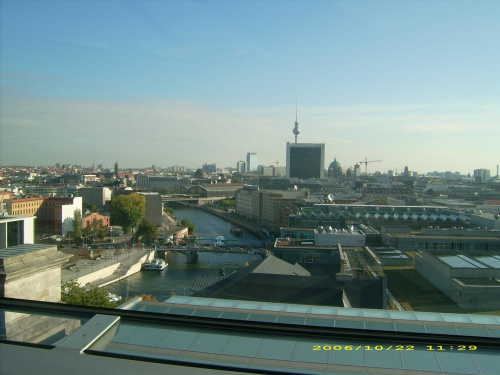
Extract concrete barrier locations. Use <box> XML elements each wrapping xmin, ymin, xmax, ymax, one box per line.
<box><xmin>74</xmin><ymin>263</ymin><xmax>120</xmax><ymax>287</ymax></box>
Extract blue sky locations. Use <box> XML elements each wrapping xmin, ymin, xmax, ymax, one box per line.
<box><xmin>1</xmin><ymin>0</ymin><xmax>499</xmax><ymax>175</ymax></box>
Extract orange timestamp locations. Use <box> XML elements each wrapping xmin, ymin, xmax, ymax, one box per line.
<box><xmin>313</xmin><ymin>345</ymin><xmax>478</xmax><ymax>351</ymax></box>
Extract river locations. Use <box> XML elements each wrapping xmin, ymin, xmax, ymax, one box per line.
<box><xmin>105</xmin><ymin>207</ymin><xmax>262</xmax><ymax>301</ymax></box>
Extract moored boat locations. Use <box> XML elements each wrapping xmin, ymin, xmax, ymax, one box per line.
<box><xmin>231</xmin><ymin>227</ymin><xmax>243</xmax><ymax>236</ymax></box>
<box><xmin>144</xmin><ymin>258</ymin><xmax>167</xmax><ymax>270</ymax></box>
<box><xmin>214</xmin><ymin>235</ymin><xmax>226</xmax><ymax>247</ymax></box>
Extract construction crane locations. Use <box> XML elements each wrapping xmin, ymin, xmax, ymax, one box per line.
<box><xmin>359</xmin><ymin>157</ymin><xmax>382</xmax><ymax>177</ymax></box>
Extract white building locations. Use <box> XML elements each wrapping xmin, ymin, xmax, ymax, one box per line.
<box><xmin>314</xmin><ymin>226</ymin><xmax>366</xmax><ymax>247</ymax></box>
<box><xmin>0</xmin><ymin>215</ymin><xmax>35</xmax><ymax>248</ymax></box>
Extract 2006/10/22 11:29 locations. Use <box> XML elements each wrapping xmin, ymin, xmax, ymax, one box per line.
<box><xmin>312</xmin><ymin>345</ymin><xmax>478</xmax><ymax>351</ymax></box>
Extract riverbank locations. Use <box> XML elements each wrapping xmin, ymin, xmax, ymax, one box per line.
<box><xmin>188</xmin><ymin>204</ymin><xmax>269</xmax><ymax>241</ymax></box>
<box><xmin>61</xmin><ymin>247</ymin><xmax>153</xmax><ymax>288</ymax></box>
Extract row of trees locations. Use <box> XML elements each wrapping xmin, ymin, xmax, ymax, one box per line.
<box><xmin>71</xmin><ymin>193</ymin><xmax>198</xmax><ymax>244</ymax></box>
<box><xmin>110</xmin><ymin>193</ymin><xmax>146</xmax><ymax>234</ymax></box>
<box><xmin>72</xmin><ymin>193</ymin><xmax>148</xmax><ymax>241</ymax></box>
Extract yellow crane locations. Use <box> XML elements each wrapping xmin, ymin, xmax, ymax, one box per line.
<box><xmin>359</xmin><ymin>157</ymin><xmax>382</xmax><ymax>177</ymax></box>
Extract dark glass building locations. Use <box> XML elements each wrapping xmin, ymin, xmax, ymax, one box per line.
<box><xmin>286</xmin><ymin>142</ymin><xmax>325</xmax><ymax>179</ymax></box>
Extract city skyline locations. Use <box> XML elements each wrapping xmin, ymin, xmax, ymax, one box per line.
<box><xmin>1</xmin><ymin>1</ymin><xmax>499</xmax><ymax>175</ymax></box>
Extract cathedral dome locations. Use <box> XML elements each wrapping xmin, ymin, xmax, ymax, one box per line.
<box><xmin>193</xmin><ymin>169</ymin><xmax>205</xmax><ymax>179</ymax></box>
<box><xmin>328</xmin><ymin>158</ymin><xmax>343</xmax><ymax>178</ymax></box>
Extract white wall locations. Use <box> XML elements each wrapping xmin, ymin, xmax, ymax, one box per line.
<box><xmin>61</xmin><ymin>197</ymin><xmax>83</xmax><ymax>236</ymax></box>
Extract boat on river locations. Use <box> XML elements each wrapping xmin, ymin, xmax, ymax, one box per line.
<box><xmin>144</xmin><ymin>259</ymin><xmax>167</xmax><ymax>271</ymax></box>
<box><xmin>231</xmin><ymin>227</ymin><xmax>243</xmax><ymax>236</ymax></box>
<box><xmin>214</xmin><ymin>236</ymin><xmax>226</xmax><ymax>247</ymax></box>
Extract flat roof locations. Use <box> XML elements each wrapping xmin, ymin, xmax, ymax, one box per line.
<box><xmin>2</xmin><ymin>295</ymin><xmax>500</xmax><ymax>375</ymax></box>
<box><xmin>0</xmin><ymin>244</ymin><xmax>56</xmax><ymax>260</ymax></box>
<box><xmin>439</xmin><ymin>254</ymin><xmax>500</xmax><ymax>269</ymax></box>
<box><xmin>454</xmin><ymin>278</ymin><xmax>500</xmax><ymax>286</ymax></box>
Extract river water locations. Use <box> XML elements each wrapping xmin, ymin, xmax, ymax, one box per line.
<box><xmin>105</xmin><ymin>207</ymin><xmax>262</xmax><ymax>301</ymax></box>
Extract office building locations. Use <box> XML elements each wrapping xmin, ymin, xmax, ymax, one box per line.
<box><xmin>474</xmin><ymin>169</ymin><xmax>491</xmax><ymax>182</ymax></box>
<box><xmin>78</xmin><ymin>187</ymin><xmax>112</xmax><ymax>209</ymax></box>
<box><xmin>246</xmin><ymin>152</ymin><xmax>257</xmax><ymax>172</ymax></box>
<box><xmin>415</xmin><ymin>250</ymin><xmax>500</xmax><ymax>309</ymax></box>
<box><xmin>236</xmin><ymin>160</ymin><xmax>246</xmax><ymax>173</ymax></box>
<box><xmin>286</xmin><ymin>142</ymin><xmax>325</xmax><ymax>179</ymax></box>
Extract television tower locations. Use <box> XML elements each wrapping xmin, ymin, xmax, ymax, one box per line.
<box><xmin>293</xmin><ymin>98</ymin><xmax>300</xmax><ymax>143</ymax></box>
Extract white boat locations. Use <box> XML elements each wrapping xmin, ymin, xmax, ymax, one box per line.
<box><xmin>108</xmin><ymin>293</ymin><xmax>122</xmax><ymax>303</ymax></box>
<box><xmin>214</xmin><ymin>236</ymin><xmax>226</xmax><ymax>247</ymax></box>
<box><xmin>144</xmin><ymin>259</ymin><xmax>167</xmax><ymax>270</ymax></box>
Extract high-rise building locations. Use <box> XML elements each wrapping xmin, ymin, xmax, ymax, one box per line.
<box><xmin>202</xmin><ymin>163</ymin><xmax>217</xmax><ymax>174</ymax></box>
<box><xmin>286</xmin><ymin>142</ymin><xmax>325</xmax><ymax>179</ymax></box>
<box><xmin>236</xmin><ymin>160</ymin><xmax>246</xmax><ymax>173</ymax></box>
<box><xmin>474</xmin><ymin>169</ymin><xmax>490</xmax><ymax>182</ymax></box>
<box><xmin>246</xmin><ymin>152</ymin><xmax>258</xmax><ymax>172</ymax></box>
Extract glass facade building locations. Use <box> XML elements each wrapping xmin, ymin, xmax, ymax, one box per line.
<box><xmin>286</xmin><ymin>143</ymin><xmax>325</xmax><ymax>179</ymax></box>
<box><xmin>246</xmin><ymin>152</ymin><xmax>258</xmax><ymax>172</ymax></box>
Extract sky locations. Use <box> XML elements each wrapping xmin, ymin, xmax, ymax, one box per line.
<box><xmin>1</xmin><ymin>0</ymin><xmax>499</xmax><ymax>175</ymax></box>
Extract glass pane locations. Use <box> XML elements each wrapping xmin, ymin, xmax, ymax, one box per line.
<box><xmin>364</xmin><ymin>321</ymin><xmax>395</xmax><ymax>331</ymax></box>
<box><xmin>402</xmin><ymin>349</ymin><xmax>441</xmax><ymax>372</ymax></box>
<box><xmin>363</xmin><ymin>309</ymin><xmax>390</xmax><ymax>318</ymax></box>
<box><xmin>395</xmin><ymin>323</ymin><xmax>426</xmax><ymax>333</ymax></box>
<box><xmin>248</xmin><ymin>314</ymin><xmax>277</xmax><ymax>323</ymax></box>
<box><xmin>436</xmin><ymin>351</ymin><xmax>480</xmax><ymax>374</ymax></box>
<box><xmin>305</xmin><ymin>317</ymin><xmax>335</xmax><ymax>327</ymax></box>
<box><xmin>335</xmin><ymin>320</ymin><xmax>364</xmax><ymax>329</ymax></box>
<box><xmin>219</xmin><ymin>311</ymin><xmax>249</xmax><ymax>321</ymax></box>
<box><xmin>222</xmin><ymin>336</ymin><xmax>263</xmax><ymax>357</ymax></box>
<box><xmin>192</xmin><ymin>309</ymin><xmax>221</xmax><ymax>318</ymax></box>
<box><xmin>256</xmin><ymin>338</ymin><xmax>297</xmax><ymax>361</ymax></box>
<box><xmin>285</xmin><ymin>304</ymin><xmax>313</xmax><ymax>314</ymax></box>
<box><xmin>365</xmin><ymin>348</ymin><xmax>403</xmax><ymax>369</ymax></box>
<box><xmin>0</xmin><ymin>308</ymin><xmax>87</xmax><ymax>345</ymax></box>
<box><xmin>276</xmin><ymin>315</ymin><xmax>306</xmax><ymax>325</ymax></box>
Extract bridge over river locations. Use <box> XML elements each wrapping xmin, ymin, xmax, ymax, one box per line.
<box><xmin>157</xmin><ymin>242</ymin><xmax>269</xmax><ymax>262</ymax></box>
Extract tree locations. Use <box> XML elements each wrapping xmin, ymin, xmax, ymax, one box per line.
<box><xmin>83</xmin><ymin>202</ymin><xmax>99</xmax><ymax>213</ymax></box>
<box><xmin>180</xmin><ymin>219</ymin><xmax>196</xmax><ymax>233</ymax></box>
<box><xmin>136</xmin><ymin>220</ymin><xmax>158</xmax><ymax>244</ymax></box>
<box><xmin>110</xmin><ymin>193</ymin><xmax>146</xmax><ymax>234</ymax></box>
<box><xmin>72</xmin><ymin>209</ymin><xmax>83</xmax><ymax>240</ymax></box>
<box><xmin>61</xmin><ymin>280</ymin><xmax>118</xmax><ymax>308</ymax></box>
<box><xmin>164</xmin><ymin>206</ymin><xmax>175</xmax><ymax>215</ymax></box>
<box><xmin>83</xmin><ymin>218</ymin><xmax>108</xmax><ymax>240</ymax></box>
<box><xmin>218</xmin><ymin>199</ymin><xmax>235</xmax><ymax>209</ymax></box>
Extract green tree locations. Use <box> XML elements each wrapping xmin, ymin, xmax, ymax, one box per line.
<box><xmin>83</xmin><ymin>202</ymin><xmax>99</xmax><ymax>213</ymax></box>
<box><xmin>83</xmin><ymin>219</ymin><xmax>108</xmax><ymax>240</ymax></box>
<box><xmin>72</xmin><ymin>209</ymin><xmax>83</xmax><ymax>240</ymax></box>
<box><xmin>180</xmin><ymin>219</ymin><xmax>196</xmax><ymax>233</ymax></box>
<box><xmin>61</xmin><ymin>280</ymin><xmax>117</xmax><ymax>308</ymax></box>
<box><xmin>110</xmin><ymin>193</ymin><xmax>146</xmax><ymax>234</ymax></box>
<box><xmin>218</xmin><ymin>199</ymin><xmax>235</xmax><ymax>208</ymax></box>
<box><xmin>164</xmin><ymin>206</ymin><xmax>175</xmax><ymax>215</ymax></box>
<box><xmin>136</xmin><ymin>220</ymin><xmax>158</xmax><ymax>244</ymax></box>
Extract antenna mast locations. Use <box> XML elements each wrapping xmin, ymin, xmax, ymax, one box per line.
<box><xmin>292</xmin><ymin>97</ymin><xmax>300</xmax><ymax>143</ymax></box>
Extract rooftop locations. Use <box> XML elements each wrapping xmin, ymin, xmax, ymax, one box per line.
<box><xmin>2</xmin><ymin>296</ymin><xmax>499</xmax><ymax>375</ymax></box>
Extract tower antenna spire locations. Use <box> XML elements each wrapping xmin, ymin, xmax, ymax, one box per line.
<box><xmin>293</xmin><ymin>96</ymin><xmax>300</xmax><ymax>143</ymax></box>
